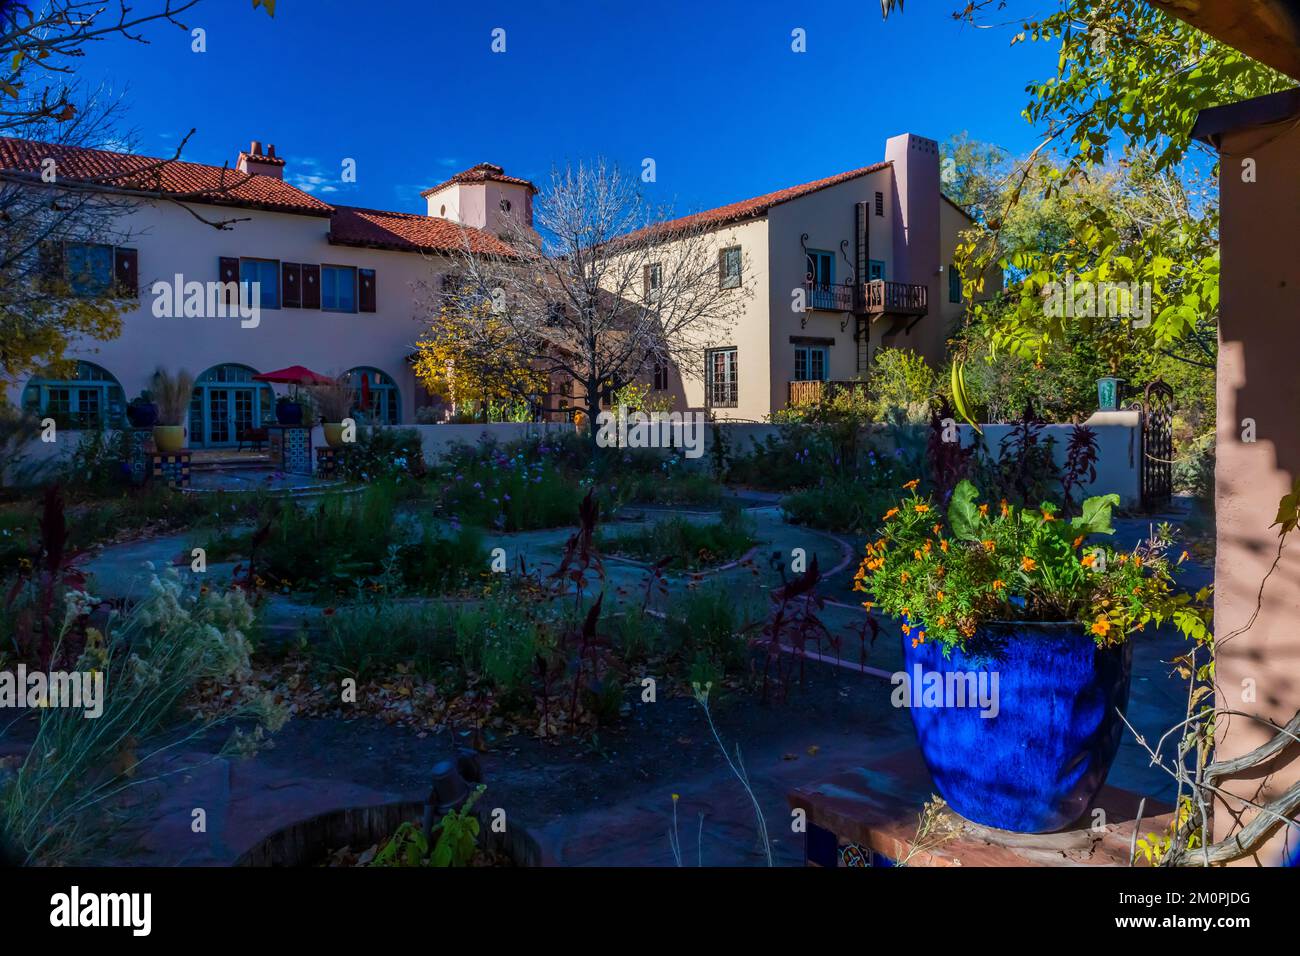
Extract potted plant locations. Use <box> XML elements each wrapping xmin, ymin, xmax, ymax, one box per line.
<box><xmin>126</xmin><ymin>390</ymin><xmax>158</xmax><ymax>429</ymax></box>
<box><xmin>150</xmin><ymin>368</ymin><xmax>193</xmax><ymax>454</ymax></box>
<box><xmin>306</xmin><ymin>377</ymin><xmax>355</xmax><ymax>449</ymax></box>
<box><xmin>275</xmin><ymin>393</ymin><xmax>304</xmax><ymax>426</ymax></box>
<box><xmin>854</xmin><ymin>479</ymin><xmax>1210</xmax><ymax>834</ymax></box>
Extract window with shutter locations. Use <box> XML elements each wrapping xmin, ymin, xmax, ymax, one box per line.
<box><xmin>301</xmin><ymin>264</ymin><xmax>321</xmax><ymax>309</ymax></box>
<box><xmin>219</xmin><ymin>256</ymin><xmax>240</xmax><ymax>307</ymax></box>
<box><xmin>281</xmin><ymin>263</ymin><xmax>302</xmax><ymax>308</ymax></box>
<box><xmin>114</xmin><ymin>247</ymin><xmax>138</xmax><ymax>297</ymax></box>
<box><xmin>875</xmin><ymin>191</ymin><xmax>884</xmax><ymax>216</ymax></box>
<box><xmin>359</xmin><ymin>268</ymin><xmax>377</xmax><ymax>312</ymax></box>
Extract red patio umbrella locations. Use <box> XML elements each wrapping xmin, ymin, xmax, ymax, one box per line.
<box><xmin>252</xmin><ymin>365</ymin><xmax>335</xmax><ymax>385</ymax></box>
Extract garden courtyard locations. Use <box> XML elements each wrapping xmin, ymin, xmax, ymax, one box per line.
<box><xmin>0</xmin><ymin>410</ymin><xmax>1215</xmax><ymax>867</ymax></box>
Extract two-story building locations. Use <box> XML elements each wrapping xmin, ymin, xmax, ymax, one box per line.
<box><xmin>2</xmin><ymin>131</ymin><xmax>976</xmax><ymax>443</ymax></box>
<box><xmin>630</xmin><ymin>132</ymin><xmax>980</xmax><ymax>421</ymax></box>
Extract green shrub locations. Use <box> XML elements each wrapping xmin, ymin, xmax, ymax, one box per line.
<box><xmin>454</xmin><ymin>600</ymin><xmax>541</xmax><ymax>694</ymax></box>
<box><xmin>781</xmin><ymin>474</ymin><xmax>901</xmax><ymax>534</ymax></box>
<box><xmin>669</xmin><ymin>582</ymin><xmax>759</xmax><ymax>677</ymax></box>
<box><xmin>340</xmin><ymin>426</ymin><xmax>426</xmax><ymax>485</ymax></box>
<box><xmin>315</xmin><ymin>603</ymin><xmax>457</xmax><ymax>680</ymax></box>
<box><xmin>597</xmin><ymin>502</ymin><xmax>756</xmax><ymax>569</ymax></box>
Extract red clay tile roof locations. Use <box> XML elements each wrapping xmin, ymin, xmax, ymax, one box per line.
<box><xmin>421</xmin><ymin>162</ymin><xmax>537</xmax><ymax>198</ymax></box>
<box><xmin>0</xmin><ymin>136</ymin><xmax>332</xmax><ymax>215</ymax></box>
<box><xmin>625</xmin><ymin>161</ymin><xmax>894</xmax><ymax>242</ymax></box>
<box><xmin>328</xmin><ymin>205</ymin><xmax>521</xmax><ymax>257</ymax></box>
<box><xmin>238</xmin><ymin>150</ymin><xmax>286</xmax><ymax>168</ymax></box>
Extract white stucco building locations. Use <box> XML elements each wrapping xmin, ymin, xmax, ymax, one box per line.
<box><xmin>2</xmin><ymin>131</ymin><xmax>978</xmax><ymax>445</ymax></box>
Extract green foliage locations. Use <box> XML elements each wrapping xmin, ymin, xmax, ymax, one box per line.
<box><xmin>437</xmin><ymin>441</ymin><xmax>584</xmax><ymax>531</ymax></box>
<box><xmin>314</xmin><ymin>603</ymin><xmax>457</xmax><ymax>681</ymax></box>
<box><xmin>1</xmin><ymin>570</ymin><xmax>277</xmax><ymax>864</ymax></box>
<box><xmin>340</xmin><ymin>426</ymin><xmax>425</xmax><ymax>484</ymax></box>
<box><xmin>371</xmin><ymin>785</ymin><xmax>486</xmax><ymax>868</ymax></box>
<box><xmin>597</xmin><ymin>502</ymin><xmax>755</xmax><ymax>569</ymax></box>
<box><xmin>204</xmin><ymin>483</ymin><xmax>486</xmax><ymax>596</ymax></box>
<box><xmin>855</xmin><ymin>479</ymin><xmax>1211</xmax><ymax>654</ymax></box>
<box><xmin>454</xmin><ymin>599</ymin><xmax>542</xmax><ymax>694</ymax></box>
<box><xmin>870</xmin><ymin>348</ymin><xmax>938</xmax><ymax>423</ymax></box>
<box><xmin>780</xmin><ymin>474</ymin><xmax>900</xmax><ymax>535</ymax></box>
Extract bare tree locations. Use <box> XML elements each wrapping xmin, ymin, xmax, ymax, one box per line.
<box><xmin>417</xmin><ymin>159</ymin><xmax>750</xmax><ymax>456</ymax></box>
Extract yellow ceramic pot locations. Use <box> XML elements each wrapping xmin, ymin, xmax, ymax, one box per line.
<box><xmin>152</xmin><ymin>425</ymin><xmax>186</xmax><ymax>453</ymax></box>
<box><xmin>322</xmin><ymin>422</ymin><xmax>347</xmax><ymax>448</ymax></box>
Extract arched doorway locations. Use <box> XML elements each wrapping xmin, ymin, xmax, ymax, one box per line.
<box><xmin>21</xmin><ymin>361</ymin><xmax>125</xmax><ymax>429</ymax></box>
<box><xmin>190</xmin><ymin>363</ymin><xmax>274</xmax><ymax>447</ymax></box>
<box><xmin>344</xmin><ymin>366</ymin><xmax>401</xmax><ymax>425</ymax></box>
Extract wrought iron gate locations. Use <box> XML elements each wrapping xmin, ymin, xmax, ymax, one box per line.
<box><xmin>1140</xmin><ymin>379</ymin><xmax>1174</xmax><ymax>511</ymax></box>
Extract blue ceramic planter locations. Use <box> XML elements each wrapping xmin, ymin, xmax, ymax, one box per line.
<box><xmin>901</xmin><ymin>622</ymin><xmax>1133</xmax><ymax>833</ymax></box>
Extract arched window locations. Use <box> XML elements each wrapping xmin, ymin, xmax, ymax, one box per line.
<box><xmin>345</xmin><ymin>366</ymin><xmax>400</xmax><ymax>425</ymax></box>
<box><xmin>190</xmin><ymin>363</ymin><xmax>274</xmax><ymax>447</ymax></box>
<box><xmin>21</xmin><ymin>361</ymin><xmax>125</xmax><ymax>429</ymax></box>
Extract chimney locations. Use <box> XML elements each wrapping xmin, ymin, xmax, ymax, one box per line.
<box><xmin>884</xmin><ymin>133</ymin><xmax>943</xmax><ymax>363</ymax></box>
<box><xmin>237</xmin><ymin>139</ymin><xmax>285</xmax><ymax>179</ymax></box>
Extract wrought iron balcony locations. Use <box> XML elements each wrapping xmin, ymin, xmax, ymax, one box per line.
<box><xmin>862</xmin><ymin>279</ymin><xmax>927</xmax><ymax>316</ymax></box>
<box><xmin>802</xmin><ymin>279</ymin><xmax>929</xmax><ymax>317</ymax></box>
<box><xmin>803</xmin><ymin>280</ymin><xmax>857</xmax><ymax>312</ymax></box>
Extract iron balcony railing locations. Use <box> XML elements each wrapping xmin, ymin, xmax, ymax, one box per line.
<box><xmin>802</xmin><ymin>279</ymin><xmax>929</xmax><ymax>317</ymax></box>
<box><xmin>862</xmin><ymin>279</ymin><xmax>927</xmax><ymax>316</ymax></box>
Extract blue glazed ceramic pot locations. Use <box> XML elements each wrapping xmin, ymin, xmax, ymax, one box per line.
<box><xmin>900</xmin><ymin>622</ymin><xmax>1133</xmax><ymax>833</ymax></box>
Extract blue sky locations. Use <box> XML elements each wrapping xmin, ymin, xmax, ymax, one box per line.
<box><xmin>71</xmin><ymin>0</ymin><xmax>1059</xmax><ymax>215</ymax></box>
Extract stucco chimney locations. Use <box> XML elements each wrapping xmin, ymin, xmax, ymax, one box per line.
<box><xmin>237</xmin><ymin>139</ymin><xmax>286</xmax><ymax>179</ymax></box>
<box><xmin>883</xmin><ymin>133</ymin><xmax>941</xmax><ymax>293</ymax></box>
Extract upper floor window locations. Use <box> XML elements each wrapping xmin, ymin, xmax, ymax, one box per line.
<box><xmin>644</xmin><ymin>262</ymin><xmax>663</xmax><ymax>300</ymax></box>
<box><xmin>652</xmin><ymin>360</ymin><xmax>669</xmax><ymax>391</ymax></box>
<box><xmin>874</xmin><ymin>191</ymin><xmax>884</xmax><ymax>216</ymax></box>
<box><xmin>869</xmin><ymin>259</ymin><xmax>886</xmax><ymax>281</ymax></box>
<box><xmin>239</xmin><ymin>258</ymin><xmax>280</xmax><ymax>309</ymax></box>
<box><xmin>65</xmin><ymin>242</ymin><xmax>115</xmax><ymax>296</ymax></box>
<box><xmin>500</xmin><ymin>198</ymin><xmax>512</xmax><ymax>212</ymax></box>
<box><xmin>805</xmin><ymin>250</ymin><xmax>834</xmax><ymax>287</ymax></box>
<box><xmin>719</xmin><ymin>246</ymin><xmax>742</xmax><ymax>289</ymax></box>
<box><xmin>46</xmin><ymin>241</ymin><xmax>138</xmax><ymax>298</ymax></box>
<box><xmin>322</xmin><ymin>265</ymin><xmax>358</xmax><ymax>313</ymax></box>
<box><xmin>705</xmin><ymin>347</ymin><xmax>738</xmax><ymax>408</ymax></box>
<box><xmin>949</xmin><ymin>264</ymin><xmax>962</xmax><ymax>303</ymax></box>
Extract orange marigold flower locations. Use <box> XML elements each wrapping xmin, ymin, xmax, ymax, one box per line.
<box><xmin>937</xmin><ymin>616</ymin><xmax>947</xmax><ymax>627</ymax></box>
<box><xmin>1091</xmin><ymin>616</ymin><xmax>1112</xmax><ymax>637</ymax></box>
<box><xmin>940</xmin><ymin>539</ymin><xmax>949</xmax><ymax>552</ymax></box>
<box><xmin>992</xmin><ymin>579</ymin><xmax>1006</xmax><ymax>591</ymax></box>
<box><xmin>999</xmin><ymin>499</ymin><xmax>1010</xmax><ymax>517</ymax></box>
<box><xmin>1081</xmin><ymin>553</ymin><xmax>1097</xmax><ymax>568</ymax></box>
<box><xmin>936</xmin><ymin>591</ymin><xmax>945</xmax><ymax>602</ymax></box>
<box><xmin>900</xmin><ymin>571</ymin><xmax>910</xmax><ymax>583</ymax></box>
<box><xmin>1021</xmin><ymin>556</ymin><xmax>1037</xmax><ymax>572</ymax></box>
<box><xmin>903</xmin><ymin>479</ymin><xmax>920</xmax><ymax>490</ymax></box>
<box><xmin>885</xmin><ymin>507</ymin><xmax>900</xmax><ymax>520</ymax></box>
<box><xmin>932</xmin><ymin>523</ymin><xmax>943</xmax><ymax>536</ymax></box>
<box><xmin>862</xmin><ymin>601</ymin><xmax>875</xmax><ymax>610</ymax></box>
<box><xmin>1041</xmin><ymin>509</ymin><xmax>1056</xmax><ymax>522</ymax></box>
<box><xmin>914</xmin><ymin>503</ymin><xmax>930</xmax><ymax>513</ymax></box>
<box><xmin>902</xmin><ymin>623</ymin><xmax>911</xmax><ymax>635</ymax></box>
<box><xmin>978</xmin><ymin>503</ymin><xmax>989</xmax><ymax>517</ymax></box>
<box><xmin>1073</xmin><ymin>535</ymin><xmax>1085</xmax><ymax>549</ymax></box>
<box><xmin>981</xmin><ymin>540</ymin><xmax>996</xmax><ymax>553</ymax></box>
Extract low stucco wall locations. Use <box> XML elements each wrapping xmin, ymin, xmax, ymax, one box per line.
<box><xmin>6</xmin><ymin>415</ymin><xmax>1143</xmax><ymax>510</ymax></box>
